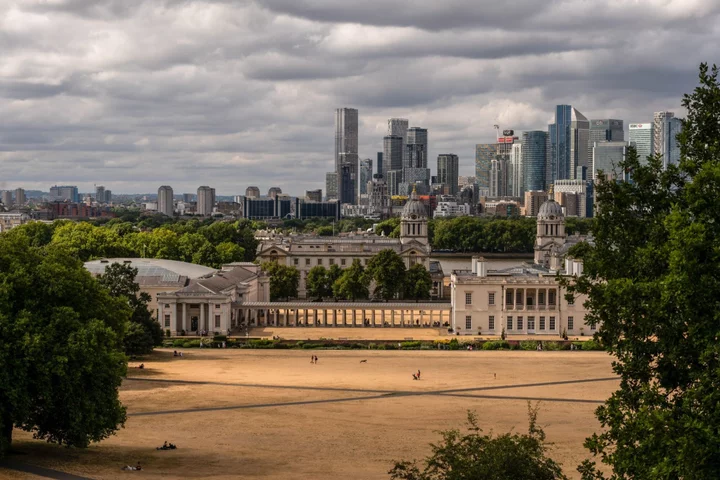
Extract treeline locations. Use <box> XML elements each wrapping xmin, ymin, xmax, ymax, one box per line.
<box><xmin>8</xmin><ymin>217</ymin><xmax>258</xmax><ymax>268</ymax></box>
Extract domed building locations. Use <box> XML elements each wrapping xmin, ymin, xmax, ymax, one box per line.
<box><xmin>400</xmin><ymin>187</ymin><xmax>429</xmax><ymax>247</ymax></box>
<box><xmin>534</xmin><ymin>199</ymin><xmax>567</xmax><ymax>269</ymax></box>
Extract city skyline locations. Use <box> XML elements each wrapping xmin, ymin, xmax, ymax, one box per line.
<box><xmin>0</xmin><ymin>1</ymin><xmax>712</xmax><ymax>195</ymax></box>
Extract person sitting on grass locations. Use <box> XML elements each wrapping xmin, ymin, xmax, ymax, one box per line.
<box><xmin>138</xmin><ymin>363</ymin><xmax>145</xmax><ymax>369</ymax></box>
<box><xmin>412</xmin><ymin>373</ymin><xmax>418</xmax><ymax>380</ymax></box>
<box><xmin>122</xmin><ymin>462</ymin><xmax>142</xmax><ymax>471</ymax></box>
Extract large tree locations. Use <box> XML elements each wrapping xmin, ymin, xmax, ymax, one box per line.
<box><xmin>261</xmin><ymin>261</ymin><xmax>300</xmax><ymax>301</ymax></box>
<box><xmin>366</xmin><ymin>249</ymin><xmax>406</xmax><ymax>300</ymax></box>
<box><xmin>97</xmin><ymin>262</ymin><xmax>163</xmax><ymax>354</ymax></box>
<box><xmin>403</xmin><ymin>264</ymin><xmax>432</xmax><ymax>302</ymax></box>
<box><xmin>333</xmin><ymin>259</ymin><xmax>370</xmax><ymax>301</ymax></box>
<box><xmin>389</xmin><ymin>405</ymin><xmax>567</xmax><ymax>480</ymax></box>
<box><xmin>306</xmin><ymin>265</ymin><xmax>331</xmax><ymax>300</ymax></box>
<box><xmin>0</xmin><ymin>235</ymin><xmax>129</xmax><ymax>454</ymax></box>
<box><xmin>567</xmin><ymin>63</ymin><xmax>720</xmax><ymax>479</ymax></box>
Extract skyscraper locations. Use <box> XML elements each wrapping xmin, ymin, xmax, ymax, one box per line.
<box><xmin>268</xmin><ymin>187</ymin><xmax>282</xmax><ymax>198</ymax></box>
<box><xmin>1</xmin><ymin>191</ymin><xmax>12</xmax><ymax>207</ymax></box>
<box><xmin>325</xmin><ymin>172</ymin><xmax>338</xmax><ymax>201</ymax></box>
<box><xmin>158</xmin><ymin>185</ymin><xmax>174</xmax><ymax>216</ymax></box>
<box><xmin>14</xmin><ymin>188</ymin><xmax>25</xmax><ymax>205</ymax></box>
<box><xmin>335</xmin><ymin>108</ymin><xmax>359</xmax><ymax>205</ymax></box>
<box><xmin>475</xmin><ymin>143</ymin><xmax>496</xmax><ymax>194</ymax></box>
<box><xmin>489</xmin><ymin>158</ymin><xmax>507</xmax><ymax>197</ymax></box>
<box><xmin>197</xmin><ymin>186</ymin><xmax>215</xmax><ymax>216</ymax></box>
<box><xmin>589</xmin><ymin>119</ymin><xmax>624</xmax><ymax>161</ymax></box>
<box><xmin>628</xmin><ymin>123</ymin><xmax>654</xmax><ymax>163</ymax></box>
<box><xmin>569</xmin><ymin>108</ymin><xmax>590</xmax><ymax>180</ymax></box>
<box><xmin>401</xmin><ymin>127</ymin><xmax>430</xmax><ymax>194</ymax></box>
<box><xmin>592</xmin><ymin>141</ymin><xmax>628</xmax><ymax>181</ymax></box>
<box><xmin>245</xmin><ymin>186</ymin><xmax>260</xmax><ymax>198</ymax></box>
<box><xmin>653</xmin><ymin>111</ymin><xmax>682</xmax><ymax>168</ymax></box>
<box><xmin>437</xmin><ymin>154</ymin><xmax>459</xmax><ymax>196</ymax></box>
<box><xmin>522</xmin><ymin>131</ymin><xmax>548</xmax><ymax>192</ymax></box>
<box><xmin>359</xmin><ymin>158</ymin><xmax>373</xmax><ymax>195</ymax></box>
<box><xmin>49</xmin><ymin>185</ymin><xmax>79</xmax><ymax>202</ymax></box>
<box><xmin>509</xmin><ymin>142</ymin><xmax>523</xmax><ymax>197</ymax></box>
<box><xmin>376</xmin><ymin>152</ymin><xmax>383</xmax><ymax>176</ymax></box>
<box><xmin>388</xmin><ymin>118</ymin><xmax>409</xmax><ymax>165</ymax></box>
<box><xmin>95</xmin><ymin>185</ymin><xmax>105</xmax><ymax>204</ymax></box>
<box><xmin>383</xmin><ymin>135</ymin><xmax>404</xmax><ymax>178</ymax></box>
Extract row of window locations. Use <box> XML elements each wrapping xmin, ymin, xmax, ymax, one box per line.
<box><xmin>465</xmin><ymin>315</ymin><xmax>495</xmax><ymax>330</ymax></box>
<box><xmin>163</xmin><ymin>303</ymin><xmax>223</xmax><ymax>309</ymax></box>
<box><xmin>464</xmin><ymin>291</ymin><xmax>574</xmax><ymax>306</ymax></box>
<box><xmin>463</xmin><ymin>315</ymin><xmax>592</xmax><ymax>332</ymax></box>
<box><xmin>294</xmin><ymin>257</ymin><xmax>353</xmax><ymax>267</ymax></box>
<box><xmin>164</xmin><ymin>315</ymin><xmax>222</xmax><ymax>328</ymax></box>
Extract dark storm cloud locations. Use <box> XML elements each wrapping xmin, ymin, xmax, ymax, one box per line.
<box><xmin>0</xmin><ymin>0</ymin><xmax>717</xmax><ymax>194</ymax></box>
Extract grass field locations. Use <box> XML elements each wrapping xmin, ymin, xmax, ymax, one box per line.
<box><xmin>3</xmin><ymin>349</ymin><xmax>617</xmax><ymax>479</ymax></box>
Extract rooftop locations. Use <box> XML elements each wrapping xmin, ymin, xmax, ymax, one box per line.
<box><xmin>84</xmin><ymin>258</ymin><xmax>216</xmax><ymax>287</ymax></box>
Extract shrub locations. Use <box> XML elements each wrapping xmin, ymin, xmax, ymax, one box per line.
<box><xmin>519</xmin><ymin>340</ymin><xmax>539</xmax><ymax>351</ymax></box>
<box><xmin>482</xmin><ymin>340</ymin><xmax>511</xmax><ymax>350</ymax></box>
<box><xmin>401</xmin><ymin>341</ymin><xmax>422</xmax><ymax>349</ymax></box>
<box><xmin>448</xmin><ymin>338</ymin><xmax>460</xmax><ymax>350</ymax></box>
<box><xmin>385</xmin><ymin>343</ymin><xmax>397</xmax><ymax>350</ymax></box>
<box><xmin>272</xmin><ymin>342</ymin><xmax>290</xmax><ymax>349</ymax></box>
<box><xmin>172</xmin><ymin>339</ymin><xmax>185</xmax><ymax>347</ymax></box>
<box><xmin>213</xmin><ymin>335</ymin><xmax>227</xmax><ymax>342</ymax></box>
<box><xmin>165</xmin><ymin>329</ymin><xmax>171</xmax><ymax>338</ymax></box>
<box><xmin>182</xmin><ymin>340</ymin><xmax>201</xmax><ymax>348</ymax></box>
<box><xmin>581</xmin><ymin>339</ymin><xmax>603</xmax><ymax>351</ymax></box>
<box><xmin>247</xmin><ymin>339</ymin><xmax>274</xmax><ymax>348</ymax></box>
<box><xmin>544</xmin><ymin>341</ymin><xmax>565</xmax><ymax>351</ymax></box>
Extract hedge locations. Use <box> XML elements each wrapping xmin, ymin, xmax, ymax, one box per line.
<box><xmin>482</xmin><ymin>340</ymin><xmax>511</xmax><ymax>350</ymax></box>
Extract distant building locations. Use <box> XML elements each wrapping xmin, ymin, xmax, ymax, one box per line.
<box><xmin>489</xmin><ymin>158</ymin><xmax>507</xmax><ymax>198</ymax></box>
<box><xmin>475</xmin><ymin>143</ymin><xmax>496</xmax><ymax>192</ymax></box>
<box><xmin>554</xmin><ymin>179</ymin><xmax>592</xmax><ymax>218</ymax></box>
<box><xmin>197</xmin><ymin>186</ymin><xmax>216</xmax><ymax>216</ymax></box>
<box><xmin>298</xmin><ymin>200</ymin><xmax>340</xmax><ymax>220</ymax></box>
<box><xmin>49</xmin><ymin>185</ymin><xmax>80</xmax><ymax>203</ymax></box>
<box><xmin>158</xmin><ymin>185</ymin><xmax>174</xmax><ymax>216</ymax></box>
<box><xmin>628</xmin><ymin>122</ymin><xmax>654</xmax><ymax>163</ymax></box>
<box><xmin>376</xmin><ymin>152</ymin><xmax>383</xmax><ymax>176</ymax></box>
<box><xmin>522</xmin><ymin>131</ymin><xmax>548</xmax><ymax>192</ymax></box>
<box><xmin>434</xmin><ymin>200</ymin><xmax>470</xmax><ymax>218</ymax></box>
<box><xmin>240</xmin><ymin>196</ymin><xmax>293</xmax><ymax>220</ymax></box>
<box><xmin>388</xmin><ymin>118</ymin><xmax>409</xmax><ymax>165</ymax></box>
<box><xmin>524</xmin><ymin>190</ymin><xmax>549</xmax><ymax>217</ymax></box>
<box><xmin>183</xmin><ymin>193</ymin><xmax>195</xmax><ymax>203</ymax></box>
<box><xmin>437</xmin><ymin>154</ymin><xmax>459</xmax><ymax>196</ymax></box>
<box><xmin>305</xmin><ymin>189</ymin><xmax>322</xmax><ymax>202</ymax></box>
<box><xmin>14</xmin><ymin>188</ymin><xmax>26</xmax><ymax>206</ymax></box>
<box><xmin>1</xmin><ymin>191</ymin><xmax>12</xmax><ymax>207</ymax></box>
<box><xmin>509</xmin><ymin>142</ymin><xmax>523</xmax><ymax>197</ymax></box>
<box><xmin>335</xmin><ymin>108</ymin><xmax>359</xmax><ymax>205</ymax></box>
<box><xmin>592</xmin><ymin>141</ymin><xmax>628</xmax><ymax>181</ymax></box>
<box><xmin>383</xmin><ymin>135</ymin><xmax>404</xmax><ymax>179</ymax></box>
<box><xmin>326</xmin><ymin>172</ymin><xmax>338</xmax><ymax>200</ymax></box>
<box><xmin>105</xmin><ymin>190</ymin><xmax>112</xmax><ymax>203</ymax></box>
<box><xmin>0</xmin><ymin>212</ymin><xmax>31</xmax><ymax>232</ymax></box>
<box><xmin>359</xmin><ymin>158</ymin><xmax>373</xmax><ymax>195</ymax></box>
<box><xmin>589</xmin><ymin>119</ymin><xmax>624</xmax><ymax>161</ymax></box>
<box><xmin>653</xmin><ymin>111</ymin><xmax>682</xmax><ymax>168</ymax></box>
<box><xmin>95</xmin><ymin>185</ymin><xmax>105</xmax><ymax>204</ymax></box>
<box><xmin>368</xmin><ymin>175</ymin><xmax>390</xmax><ymax>218</ymax></box>
<box><xmin>386</xmin><ymin>170</ymin><xmax>401</xmax><ymax>196</ymax></box>
<box><xmin>268</xmin><ymin>187</ymin><xmax>282</xmax><ymax>198</ymax></box>
<box><xmin>245</xmin><ymin>186</ymin><xmax>260</xmax><ymax>198</ymax></box>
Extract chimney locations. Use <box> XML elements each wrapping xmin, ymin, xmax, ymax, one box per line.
<box><xmin>477</xmin><ymin>257</ymin><xmax>487</xmax><ymax>277</ymax></box>
<box><xmin>565</xmin><ymin>257</ymin><xmax>574</xmax><ymax>276</ymax></box>
<box><xmin>471</xmin><ymin>256</ymin><xmax>479</xmax><ymax>274</ymax></box>
<box><xmin>573</xmin><ymin>260</ymin><xmax>583</xmax><ymax>276</ymax></box>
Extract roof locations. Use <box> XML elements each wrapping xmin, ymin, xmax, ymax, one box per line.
<box><xmin>237</xmin><ymin>301</ymin><xmax>451</xmax><ymax>310</ymax></box>
<box><xmin>402</xmin><ymin>188</ymin><xmax>427</xmax><ymax>219</ymax></box>
<box><xmin>84</xmin><ymin>258</ymin><xmax>216</xmax><ymax>287</ymax></box>
<box><xmin>174</xmin><ymin>265</ymin><xmax>259</xmax><ymax>295</ymax></box>
<box><xmin>538</xmin><ymin>199</ymin><xmax>564</xmax><ymax>219</ymax></box>
<box><xmin>453</xmin><ymin>262</ymin><xmax>555</xmax><ymax>280</ymax></box>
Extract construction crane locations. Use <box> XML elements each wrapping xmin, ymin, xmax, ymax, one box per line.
<box><xmin>493</xmin><ymin>124</ymin><xmax>501</xmax><ymax>142</ymax></box>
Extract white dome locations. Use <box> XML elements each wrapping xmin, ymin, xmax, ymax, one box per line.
<box><xmin>402</xmin><ymin>189</ymin><xmax>427</xmax><ymax>219</ymax></box>
<box><xmin>538</xmin><ymin>199</ymin><xmax>564</xmax><ymax>219</ymax></box>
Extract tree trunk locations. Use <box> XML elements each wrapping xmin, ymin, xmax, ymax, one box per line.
<box><xmin>1</xmin><ymin>414</ymin><xmax>12</xmax><ymax>454</ymax></box>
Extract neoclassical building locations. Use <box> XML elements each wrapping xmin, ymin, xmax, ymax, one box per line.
<box><xmin>451</xmin><ymin>199</ymin><xmax>594</xmax><ymax>337</ymax></box>
<box><xmin>256</xmin><ymin>189</ymin><xmax>444</xmax><ymax>298</ymax></box>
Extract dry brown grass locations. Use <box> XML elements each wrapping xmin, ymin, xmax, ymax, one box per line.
<box><xmin>4</xmin><ymin>349</ymin><xmax>617</xmax><ymax>480</ymax></box>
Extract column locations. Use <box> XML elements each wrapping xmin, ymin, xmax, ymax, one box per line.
<box><xmin>183</xmin><ymin>302</ymin><xmax>188</xmax><ymax>333</ymax></box>
<box><xmin>199</xmin><ymin>302</ymin><xmax>205</xmax><ymax>333</ymax></box>
<box><xmin>401</xmin><ymin>309</ymin><xmax>405</xmax><ymax>327</ymax></box>
<box><xmin>314</xmin><ymin>309</ymin><xmax>318</xmax><ymax>327</ymax></box>
<box><xmin>381</xmin><ymin>309</ymin><xmax>385</xmax><ymax>328</ymax></box>
<box><xmin>352</xmin><ymin>309</ymin><xmax>356</xmax><ymax>327</ymax></box>
<box><xmin>294</xmin><ymin>309</ymin><xmax>299</xmax><ymax>326</ymax></box>
<box><xmin>342</xmin><ymin>309</ymin><xmax>347</xmax><ymax>326</ymax></box>
<box><xmin>323</xmin><ymin>309</ymin><xmax>328</xmax><ymax>327</ymax></box>
<box><xmin>371</xmin><ymin>309</ymin><xmax>376</xmax><ymax>327</ymax></box>
<box><xmin>391</xmin><ymin>310</ymin><xmax>395</xmax><ymax>327</ymax></box>
<box><xmin>429</xmin><ymin>310</ymin><xmax>434</xmax><ymax>327</ymax></box>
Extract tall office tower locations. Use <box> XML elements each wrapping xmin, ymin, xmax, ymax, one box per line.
<box><xmin>335</xmin><ymin>108</ymin><xmax>359</xmax><ymax>204</ymax></box>
<box><xmin>104</xmin><ymin>190</ymin><xmax>112</xmax><ymax>203</ymax></box>
<box><xmin>524</xmin><ymin>190</ymin><xmax>549</xmax><ymax>216</ymax></box>
<box><xmin>383</xmin><ymin>135</ymin><xmax>404</xmax><ymax>178</ymax></box>
<box><xmin>489</xmin><ymin>158</ymin><xmax>508</xmax><ymax>197</ymax></box>
<box><xmin>268</xmin><ymin>187</ymin><xmax>282</xmax><ymax>198</ymax></box>
<box><xmin>437</xmin><ymin>154</ymin><xmax>459</xmax><ymax>196</ymax></box>
<box><xmin>589</xmin><ymin>119</ymin><xmax>624</xmax><ymax>161</ymax></box>
<box><xmin>628</xmin><ymin>122</ymin><xmax>654</xmax><ymax>163</ymax></box>
<box><xmin>522</xmin><ymin>131</ymin><xmax>548</xmax><ymax>192</ymax></box>
<box><xmin>95</xmin><ymin>185</ymin><xmax>105</xmax><ymax>203</ymax></box>
<box><xmin>14</xmin><ymin>188</ymin><xmax>25</xmax><ymax>205</ymax></box>
<box><xmin>475</xmin><ymin>143</ymin><xmax>497</xmax><ymax>194</ymax></box>
<box><xmin>49</xmin><ymin>185</ymin><xmax>80</xmax><ymax>202</ymax></box>
<box><xmin>1</xmin><ymin>191</ymin><xmax>12</xmax><ymax>206</ymax></box>
<box><xmin>406</xmin><ymin>127</ymin><xmax>428</xmax><ymax>166</ymax></box>
<box><xmin>376</xmin><ymin>152</ymin><xmax>383</xmax><ymax>176</ymax></box>
<box><xmin>554</xmin><ymin>179</ymin><xmax>592</xmax><ymax>218</ymax></box>
<box><xmin>197</xmin><ymin>186</ymin><xmax>215</xmax><ymax>216</ymax></box>
<box><xmin>548</xmin><ymin>105</ymin><xmax>588</xmax><ymax>183</ymax></box>
<box><xmin>386</xmin><ymin>170</ymin><xmax>401</xmax><ymax>196</ymax></box>
<box><xmin>182</xmin><ymin>193</ymin><xmax>195</xmax><ymax>203</ymax></box>
<box><xmin>653</xmin><ymin>111</ymin><xmax>682</xmax><ymax>168</ymax></box>
<box><xmin>158</xmin><ymin>185</ymin><xmax>174</xmax><ymax>216</ymax></box>
<box><xmin>305</xmin><ymin>189</ymin><xmax>322</xmax><ymax>202</ymax></box>
<box><xmin>592</xmin><ymin>141</ymin><xmax>628</xmax><ymax>181</ymax></box>
<box><xmin>509</xmin><ymin>142</ymin><xmax>524</xmax><ymax>197</ymax></box>
<box><xmin>388</xmin><ymin>118</ymin><xmax>409</xmax><ymax>165</ymax></box>
<box><xmin>359</xmin><ymin>158</ymin><xmax>373</xmax><ymax>195</ymax></box>
<box><xmin>325</xmin><ymin>172</ymin><xmax>338</xmax><ymax>200</ymax></box>
<box><xmin>245</xmin><ymin>186</ymin><xmax>260</xmax><ymax>198</ymax></box>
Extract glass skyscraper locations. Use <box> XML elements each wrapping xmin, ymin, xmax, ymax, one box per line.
<box><xmin>522</xmin><ymin>131</ymin><xmax>548</xmax><ymax>192</ymax></box>
<box><xmin>628</xmin><ymin>123</ymin><xmax>654</xmax><ymax>163</ymax></box>
<box><xmin>437</xmin><ymin>154</ymin><xmax>459</xmax><ymax>196</ymax></box>
<box><xmin>359</xmin><ymin>158</ymin><xmax>373</xmax><ymax>195</ymax></box>
<box><xmin>383</xmin><ymin>135</ymin><xmax>404</xmax><ymax>179</ymax></box>
<box><xmin>589</xmin><ymin>119</ymin><xmax>624</xmax><ymax>162</ymax></box>
<box><xmin>592</xmin><ymin>141</ymin><xmax>627</xmax><ymax>181</ymax></box>
<box><xmin>475</xmin><ymin>143</ymin><xmax>496</xmax><ymax>192</ymax></box>
<box><xmin>653</xmin><ymin>111</ymin><xmax>682</xmax><ymax>169</ymax></box>
<box><xmin>334</xmin><ymin>108</ymin><xmax>359</xmax><ymax>204</ymax></box>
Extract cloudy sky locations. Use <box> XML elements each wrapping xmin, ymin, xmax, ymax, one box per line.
<box><xmin>1</xmin><ymin>0</ymin><xmax>717</xmax><ymax>196</ymax></box>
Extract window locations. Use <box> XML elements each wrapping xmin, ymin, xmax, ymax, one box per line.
<box><xmin>465</xmin><ymin>293</ymin><xmax>472</xmax><ymax>305</ymax></box>
<box><xmin>507</xmin><ymin>316</ymin><xmax>513</xmax><ymax>330</ymax></box>
<box><xmin>527</xmin><ymin>316</ymin><xmax>535</xmax><ymax>330</ymax></box>
<box><xmin>549</xmin><ymin>290</ymin><xmax>557</xmax><ymax>305</ymax></box>
<box><xmin>317</xmin><ymin>258</ymin><xmax>323</xmax><ymax>265</ymax></box>
<box><xmin>305</xmin><ymin>258</ymin><xmax>311</xmax><ymax>266</ymax></box>
<box><xmin>538</xmin><ymin>291</ymin><xmax>545</xmax><ymax>305</ymax></box>
<box><xmin>590</xmin><ymin>322</ymin><xmax>597</xmax><ymax>331</ymax></box>
<box><xmin>567</xmin><ymin>296</ymin><xmax>574</xmax><ymax>306</ymax></box>
<box><xmin>517</xmin><ymin>316</ymin><xmax>524</xmax><ymax>330</ymax></box>
<box><xmin>164</xmin><ymin>315</ymin><xmax>170</xmax><ymax>327</ymax></box>
<box><xmin>505</xmin><ymin>291</ymin><xmax>513</xmax><ymax>305</ymax></box>
<box><xmin>215</xmin><ymin>304</ymin><xmax>221</xmax><ymax>309</ymax></box>
<box><xmin>568</xmin><ymin>316</ymin><xmax>574</xmax><ymax>330</ymax></box>
<box><xmin>329</xmin><ymin>258</ymin><xmax>335</xmax><ymax>265</ymax></box>
<box><xmin>549</xmin><ymin>316</ymin><xmax>556</xmax><ymax>330</ymax></box>
<box><xmin>164</xmin><ymin>304</ymin><xmax>170</xmax><ymax>308</ymax></box>
<box><xmin>465</xmin><ymin>316</ymin><xmax>472</xmax><ymax>330</ymax></box>
<box><xmin>341</xmin><ymin>259</ymin><xmax>346</xmax><ymax>266</ymax></box>
<box><xmin>214</xmin><ymin>315</ymin><xmax>221</xmax><ymax>328</ymax></box>
<box><xmin>294</xmin><ymin>258</ymin><xmax>299</xmax><ymax>265</ymax></box>
<box><xmin>489</xmin><ymin>315</ymin><xmax>495</xmax><ymax>330</ymax></box>
<box><xmin>539</xmin><ymin>316</ymin><xmax>546</xmax><ymax>330</ymax></box>
<box><xmin>488</xmin><ymin>292</ymin><xmax>495</xmax><ymax>305</ymax></box>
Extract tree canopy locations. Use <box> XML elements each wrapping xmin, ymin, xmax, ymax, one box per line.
<box><xmin>0</xmin><ymin>234</ymin><xmax>129</xmax><ymax>454</ymax></box>
<box><xmin>366</xmin><ymin>249</ymin><xmax>407</xmax><ymax>300</ymax></box>
<box><xmin>333</xmin><ymin>259</ymin><xmax>370</xmax><ymax>301</ymax></box>
<box><xmin>566</xmin><ymin>63</ymin><xmax>720</xmax><ymax>479</ymax></box>
<box><xmin>403</xmin><ymin>264</ymin><xmax>432</xmax><ymax>302</ymax></box>
<box><xmin>389</xmin><ymin>405</ymin><xmax>567</xmax><ymax>480</ymax></box>
<box><xmin>261</xmin><ymin>261</ymin><xmax>300</xmax><ymax>301</ymax></box>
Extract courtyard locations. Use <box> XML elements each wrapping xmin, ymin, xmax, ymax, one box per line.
<box><xmin>3</xmin><ymin>349</ymin><xmax>617</xmax><ymax>479</ymax></box>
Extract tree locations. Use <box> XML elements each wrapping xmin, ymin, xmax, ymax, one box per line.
<box><xmin>261</xmin><ymin>262</ymin><xmax>299</xmax><ymax>301</ymax></box>
<box><xmin>97</xmin><ymin>262</ymin><xmax>163</xmax><ymax>354</ymax></box>
<box><xmin>50</xmin><ymin>222</ymin><xmax>130</xmax><ymax>261</ymax></box>
<box><xmin>366</xmin><ymin>249</ymin><xmax>406</xmax><ymax>300</ymax></box>
<box><xmin>215</xmin><ymin>242</ymin><xmax>245</xmax><ymax>265</ymax></box>
<box><xmin>389</xmin><ymin>405</ymin><xmax>567</xmax><ymax>480</ymax></box>
<box><xmin>375</xmin><ymin>217</ymin><xmax>401</xmax><ymax>238</ymax></box>
<box><xmin>403</xmin><ymin>264</ymin><xmax>432</xmax><ymax>302</ymax></box>
<box><xmin>333</xmin><ymin>259</ymin><xmax>369</xmax><ymax>301</ymax></box>
<box><xmin>327</xmin><ymin>264</ymin><xmax>343</xmax><ymax>300</ymax></box>
<box><xmin>566</xmin><ymin>64</ymin><xmax>720</xmax><ymax>480</ymax></box>
<box><xmin>306</xmin><ymin>265</ymin><xmax>331</xmax><ymax>300</ymax></box>
<box><xmin>0</xmin><ymin>235</ymin><xmax>129</xmax><ymax>454</ymax></box>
